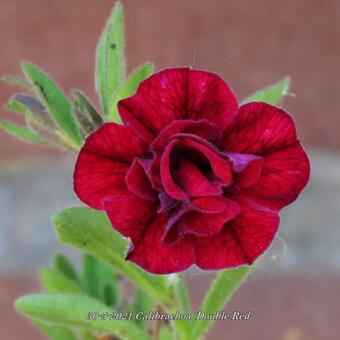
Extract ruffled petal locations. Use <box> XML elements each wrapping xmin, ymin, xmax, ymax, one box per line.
<box><xmin>173</xmin><ymin>158</ymin><xmax>223</xmax><ymax>197</ymax></box>
<box><xmin>221</xmin><ymin>102</ymin><xmax>310</xmax><ymax>210</ymax></box>
<box><xmin>179</xmin><ymin>137</ymin><xmax>232</xmax><ymax>185</ymax></box>
<box><xmin>163</xmin><ymin>197</ymin><xmax>240</xmax><ymax>244</ymax></box>
<box><xmin>126</xmin><ymin>159</ymin><xmax>157</xmax><ymax>201</ymax></box>
<box><xmin>194</xmin><ymin>200</ymin><xmax>279</xmax><ymax>270</ymax></box>
<box><xmin>221</xmin><ymin>102</ymin><xmax>298</xmax><ymax>154</ymax></box>
<box><xmin>73</xmin><ymin>123</ymin><xmax>148</xmax><ymax>210</ymax></box>
<box><xmin>118</xmin><ymin>68</ymin><xmax>238</xmax><ymax>142</ymax></box>
<box><xmin>151</xmin><ymin>119</ymin><xmax>222</xmax><ymax>153</ymax></box>
<box><xmin>240</xmin><ymin>143</ymin><xmax>310</xmax><ymax>210</ymax></box>
<box><xmin>160</xmin><ymin>139</ymin><xmax>187</xmax><ymax>200</ymax></box>
<box><xmin>126</xmin><ymin>214</ymin><xmax>195</xmax><ymax>274</ymax></box>
<box><xmin>180</xmin><ymin>198</ymin><xmax>240</xmax><ymax>237</ymax></box>
<box><xmin>103</xmin><ymin>193</ymin><xmax>156</xmax><ymax>244</ymax></box>
<box><xmin>226</xmin><ymin>152</ymin><xmax>263</xmax><ymax>191</ymax></box>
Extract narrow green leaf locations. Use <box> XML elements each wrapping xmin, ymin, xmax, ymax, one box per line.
<box><xmin>54</xmin><ymin>254</ymin><xmax>79</xmax><ymax>282</ymax></box>
<box><xmin>97</xmin><ymin>260</ymin><xmax>120</xmax><ymax>307</ymax></box>
<box><xmin>193</xmin><ymin>266</ymin><xmax>250</xmax><ymax>338</ymax></box>
<box><xmin>40</xmin><ymin>268</ymin><xmax>84</xmax><ymax>294</ymax></box>
<box><xmin>53</xmin><ymin>207</ymin><xmax>172</xmax><ymax>308</ymax></box>
<box><xmin>14</xmin><ymin>94</ymin><xmax>56</xmax><ymax>129</ymax></box>
<box><xmin>171</xmin><ymin>273</ymin><xmax>191</xmax><ymax>314</ymax></box>
<box><xmin>2</xmin><ymin>74</ymin><xmax>33</xmax><ymax>91</ymax></box>
<box><xmin>72</xmin><ymin>89</ymin><xmax>103</xmax><ymax>126</ymax></box>
<box><xmin>21</xmin><ymin>61</ymin><xmax>82</xmax><ymax>145</ymax></box>
<box><xmin>96</xmin><ymin>2</ymin><xmax>126</xmax><ymax>114</ymax></box>
<box><xmin>5</xmin><ymin>97</ymin><xmax>27</xmax><ymax>114</ymax></box>
<box><xmin>82</xmin><ymin>254</ymin><xmax>101</xmax><ymax>298</ymax></box>
<box><xmin>101</xmin><ymin>282</ymin><xmax>118</xmax><ymax>308</ymax></box>
<box><xmin>15</xmin><ymin>293</ymin><xmax>149</xmax><ymax>340</ymax></box>
<box><xmin>133</xmin><ymin>288</ymin><xmax>155</xmax><ymax>328</ymax></box>
<box><xmin>242</xmin><ymin>76</ymin><xmax>291</xmax><ymax>105</ymax></box>
<box><xmin>0</xmin><ymin>120</ymin><xmax>45</xmax><ymax>143</ymax></box>
<box><xmin>31</xmin><ymin>320</ymin><xmax>77</xmax><ymax>340</ymax></box>
<box><xmin>72</xmin><ymin>103</ymin><xmax>95</xmax><ymax>139</ymax></box>
<box><xmin>108</xmin><ymin>62</ymin><xmax>154</xmax><ymax>122</ymax></box>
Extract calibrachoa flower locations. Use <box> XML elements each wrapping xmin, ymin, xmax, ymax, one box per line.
<box><xmin>74</xmin><ymin>68</ymin><xmax>310</xmax><ymax>274</ymax></box>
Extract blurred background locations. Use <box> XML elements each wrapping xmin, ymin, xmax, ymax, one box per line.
<box><xmin>0</xmin><ymin>0</ymin><xmax>339</xmax><ymax>339</ymax></box>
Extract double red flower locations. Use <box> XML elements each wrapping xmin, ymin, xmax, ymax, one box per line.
<box><xmin>74</xmin><ymin>68</ymin><xmax>310</xmax><ymax>274</ymax></box>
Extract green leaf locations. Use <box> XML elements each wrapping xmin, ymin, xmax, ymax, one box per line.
<box><xmin>53</xmin><ymin>207</ymin><xmax>172</xmax><ymax>308</ymax></box>
<box><xmin>15</xmin><ymin>293</ymin><xmax>149</xmax><ymax>340</ymax></box>
<box><xmin>2</xmin><ymin>74</ymin><xmax>33</xmax><ymax>91</ymax></box>
<box><xmin>0</xmin><ymin>120</ymin><xmax>45</xmax><ymax>143</ymax></box>
<box><xmin>82</xmin><ymin>254</ymin><xmax>101</xmax><ymax>298</ymax></box>
<box><xmin>54</xmin><ymin>254</ymin><xmax>79</xmax><ymax>282</ymax></box>
<box><xmin>96</xmin><ymin>2</ymin><xmax>126</xmax><ymax>115</ymax></box>
<box><xmin>31</xmin><ymin>320</ymin><xmax>77</xmax><ymax>340</ymax></box>
<box><xmin>171</xmin><ymin>273</ymin><xmax>191</xmax><ymax>314</ymax></box>
<box><xmin>72</xmin><ymin>90</ymin><xmax>103</xmax><ymax>127</ymax></box>
<box><xmin>40</xmin><ymin>268</ymin><xmax>84</xmax><ymax>294</ymax></box>
<box><xmin>133</xmin><ymin>288</ymin><xmax>155</xmax><ymax>328</ymax></box>
<box><xmin>108</xmin><ymin>62</ymin><xmax>154</xmax><ymax>122</ymax></box>
<box><xmin>193</xmin><ymin>266</ymin><xmax>250</xmax><ymax>338</ymax></box>
<box><xmin>101</xmin><ymin>281</ymin><xmax>118</xmax><ymax>308</ymax></box>
<box><xmin>242</xmin><ymin>76</ymin><xmax>291</xmax><ymax>105</ymax></box>
<box><xmin>5</xmin><ymin>97</ymin><xmax>27</xmax><ymax>114</ymax></box>
<box><xmin>21</xmin><ymin>62</ymin><xmax>82</xmax><ymax>146</ymax></box>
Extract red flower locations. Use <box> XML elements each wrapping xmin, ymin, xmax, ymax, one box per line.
<box><xmin>74</xmin><ymin>68</ymin><xmax>310</xmax><ymax>274</ymax></box>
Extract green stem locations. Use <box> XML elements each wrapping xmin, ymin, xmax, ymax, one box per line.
<box><xmin>193</xmin><ymin>266</ymin><xmax>250</xmax><ymax>339</ymax></box>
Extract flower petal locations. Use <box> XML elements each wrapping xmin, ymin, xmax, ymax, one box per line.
<box><xmin>103</xmin><ymin>193</ymin><xmax>155</xmax><ymax>244</ymax></box>
<box><xmin>221</xmin><ymin>102</ymin><xmax>298</xmax><ymax>154</ymax></box>
<box><xmin>118</xmin><ymin>68</ymin><xmax>238</xmax><ymax>142</ymax></box>
<box><xmin>160</xmin><ymin>139</ymin><xmax>188</xmax><ymax>200</ymax></box>
<box><xmin>126</xmin><ymin>214</ymin><xmax>195</xmax><ymax>274</ymax></box>
<box><xmin>73</xmin><ymin>123</ymin><xmax>148</xmax><ymax>210</ymax></box>
<box><xmin>163</xmin><ymin>197</ymin><xmax>240</xmax><ymax>244</ymax></box>
<box><xmin>194</xmin><ymin>200</ymin><xmax>279</xmax><ymax>270</ymax></box>
<box><xmin>151</xmin><ymin>119</ymin><xmax>222</xmax><ymax>153</ymax></box>
<box><xmin>179</xmin><ymin>137</ymin><xmax>232</xmax><ymax>185</ymax></box>
<box><xmin>226</xmin><ymin>152</ymin><xmax>263</xmax><ymax>191</ymax></box>
<box><xmin>221</xmin><ymin>102</ymin><xmax>310</xmax><ymax>210</ymax></box>
<box><xmin>126</xmin><ymin>159</ymin><xmax>157</xmax><ymax>201</ymax></box>
<box><xmin>181</xmin><ymin>198</ymin><xmax>240</xmax><ymax>237</ymax></box>
<box><xmin>240</xmin><ymin>143</ymin><xmax>310</xmax><ymax>210</ymax></box>
<box><xmin>173</xmin><ymin>158</ymin><xmax>223</xmax><ymax>197</ymax></box>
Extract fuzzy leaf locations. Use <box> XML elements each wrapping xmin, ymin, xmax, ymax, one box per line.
<box><xmin>15</xmin><ymin>293</ymin><xmax>149</xmax><ymax>340</ymax></box>
<box><xmin>72</xmin><ymin>90</ymin><xmax>103</xmax><ymax>127</ymax></box>
<box><xmin>108</xmin><ymin>62</ymin><xmax>154</xmax><ymax>122</ymax></box>
<box><xmin>0</xmin><ymin>120</ymin><xmax>45</xmax><ymax>143</ymax></box>
<box><xmin>242</xmin><ymin>77</ymin><xmax>291</xmax><ymax>105</ymax></box>
<box><xmin>32</xmin><ymin>320</ymin><xmax>77</xmax><ymax>340</ymax></box>
<box><xmin>53</xmin><ymin>207</ymin><xmax>172</xmax><ymax>308</ymax></box>
<box><xmin>133</xmin><ymin>288</ymin><xmax>154</xmax><ymax>328</ymax></box>
<box><xmin>54</xmin><ymin>254</ymin><xmax>79</xmax><ymax>282</ymax></box>
<box><xmin>193</xmin><ymin>266</ymin><xmax>250</xmax><ymax>338</ymax></box>
<box><xmin>96</xmin><ymin>2</ymin><xmax>126</xmax><ymax>115</ymax></box>
<box><xmin>21</xmin><ymin>62</ymin><xmax>82</xmax><ymax>146</ymax></box>
<box><xmin>82</xmin><ymin>254</ymin><xmax>101</xmax><ymax>298</ymax></box>
<box><xmin>2</xmin><ymin>74</ymin><xmax>33</xmax><ymax>91</ymax></box>
<box><xmin>5</xmin><ymin>97</ymin><xmax>27</xmax><ymax>114</ymax></box>
<box><xmin>40</xmin><ymin>268</ymin><xmax>84</xmax><ymax>294</ymax></box>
